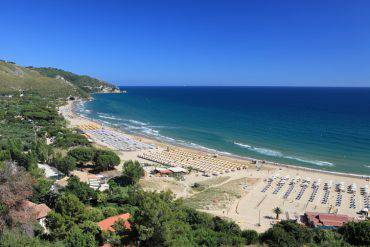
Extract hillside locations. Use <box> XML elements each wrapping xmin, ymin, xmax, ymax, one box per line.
<box><xmin>0</xmin><ymin>61</ymin><xmax>80</xmax><ymax>98</ymax></box>
<box><xmin>28</xmin><ymin>66</ymin><xmax>120</xmax><ymax>94</ymax></box>
<box><xmin>0</xmin><ymin>60</ymin><xmax>120</xmax><ymax>98</ymax></box>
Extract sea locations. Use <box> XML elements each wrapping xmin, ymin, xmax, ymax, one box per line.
<box><xmin>75</xmin><ymin>86</ymin><xmax>370</xmax><ymax>175</ymax></box>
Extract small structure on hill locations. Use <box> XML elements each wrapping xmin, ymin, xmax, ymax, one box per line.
<box><xmin>21</xmin><ymin>200</ymin><xmax>51</xmax><ymax>232</ymax></box>
<box><xmin>153</xmin><ymin>166</ymin><xmax>188</xmax><ymax>176</ymax></box>
<box><xmin>153</xmin><ymin>167</ymin><xmax>173</xmax><ymax>176</ymax></box>
<box><xmin>37</xmin><ymin>163</ymin><xmax>62</xmax><ymax>179</ymax></box>
<box><xmin>54</xmin><ymin>170</ymin><xmax>109</xmax><ymax>191</ymax></box>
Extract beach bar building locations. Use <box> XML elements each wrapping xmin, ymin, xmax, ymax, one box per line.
<box><xmin>304</xmin><ymin>212</ymin><xmax>353</xmax><ymax>229</ymax></box>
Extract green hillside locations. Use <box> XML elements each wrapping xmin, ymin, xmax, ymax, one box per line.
<box><xmin>28</xmin><ymin>66</ymin><xmax>119</xmax><ymax>94</ymax></box>
<box><xmin>0</xmin><ymin>60</ymin><xmax>120</xmax><ymax>98</ymax></box>
<box><xmin>0</xmin><ymin>61</ymin><xmax>80</xmax><ymax>98</ymax></box>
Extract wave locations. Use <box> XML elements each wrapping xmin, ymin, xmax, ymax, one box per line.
<box><xmin>98</xmin><ymin>114</ymin><xmax>122</xmax><ymax>121</ymax></box>
<box><xmin>128</xmin><ymin>119</ymin><xmax>148</xmax><ymax>126</ymax></box>
<box><xmin>234</xmin><ymin>142</ymin><xmax>334</xmax><ymax>167</ymax></box>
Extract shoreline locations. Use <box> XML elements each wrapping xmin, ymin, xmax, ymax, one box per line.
<box><xmin>60</xmin><ymin>97</ymin><xmax>370</xmax><ymax>232</ymax></box>
<box><xmin>68</xmin><ymin>97</ymin><xmax>369</xmax><ymax>180</ymax></box>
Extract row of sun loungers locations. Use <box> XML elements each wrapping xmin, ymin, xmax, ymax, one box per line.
<box><xmin>262</xmin><ymin>175</ymin><xmax>370</xmax><ymax>211</ymax></box>
<box><xmin>139</xmin><ymin>149</ymin><xmax>248</xmax><ymax>174</ymax></box>
<box><xmin>83</xmin><ymin>128</ymin><xmax>153</xmax><ymax>151</ymax></box>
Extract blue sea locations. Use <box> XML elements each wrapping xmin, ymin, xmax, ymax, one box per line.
<box><xmin>76</xmin><ymin>87</ymin><xmax>370</xmax><ymax>175</ymax></box>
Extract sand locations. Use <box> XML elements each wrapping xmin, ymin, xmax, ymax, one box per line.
<box><xmin>59</xmin><ymin>99</ymin><xmax>370</xmax><ymax>232</ymax></box>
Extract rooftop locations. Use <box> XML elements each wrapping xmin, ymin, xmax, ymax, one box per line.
<box><xmin>305</xmin><ymin>212</ymin><xmax>353</xmax><ymax>228</ymax></box>
<box><xmin>97</xmin><ymin>213</ymin><xmax>131</xmax><ymax>232</ymax></box>
<box><xmin>21</xmin><ymin>200</ymin><xmax>51</xmax><ymax>220</ymax></box>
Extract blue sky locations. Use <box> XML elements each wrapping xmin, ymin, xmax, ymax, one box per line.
<box><xmin>1</xmin><ymin>0</ymin><xmax>369</xmax><ymax>86</ymax></box>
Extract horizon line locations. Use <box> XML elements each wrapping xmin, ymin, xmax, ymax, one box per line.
<box><xmin>118</xmin><ymin>85</ymin><xmax>370</xmax><ymax>88</ymax></box>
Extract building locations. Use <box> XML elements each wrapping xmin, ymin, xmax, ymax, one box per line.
<box><xmin>153</xmin><ymin>167</ymin><xmax>173</xmax><ymax>176</ymax></box>
<box><xmin>37</xmin><ymin>163</ymin><xmax>62</xmax><ymax>179</ymax></box>
<box><xmin>305</xmin><ymin>212</ymin><xmax>354</xmax><ymax>229</ymax></box>
<box><xmin>168</xmin><ymin>167</ymin><xmax>188</xmax><ymax>173</ymax></box>
<box><xmin>21</xmin><ymin>200</ymin><xmax>51</xmax><ymax>232</ymax></box>
<box><xmin>60</xmin><ymin>170</ymin><xmax>110</xmax><ymax>191</ymax></box>
<box><xmin>153</xmin><ymin>166</ymin><xmax>187</xmax><ymax>176</ymax></box>
<box><xmin>97</xmin><ymin>213</ymin><xmax>131</xmax><ymax>232</ymax></box>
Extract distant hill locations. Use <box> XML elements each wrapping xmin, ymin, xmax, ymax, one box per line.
<box><xmin>27</xmin><ymin>67</ymin><xmax>120</xmax><ymax>94</ymax></box>
<box><xmin>0</xmin><ymin>60</ymin><xmax>120</xmax><ymax>98</ymax></box>
<box><xmin>0</xmin><ymin>60</ymin><xmax>80</xmax><ymax>98</ymax></box>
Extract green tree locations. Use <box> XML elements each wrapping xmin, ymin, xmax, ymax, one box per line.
<box><xmin>54</xmin><ymin>193</ymin><xmax>85</xmax><ymax>221</ymax></box>
<box><xmin>32</xmin><ymin>178</ymin><xmax>53</xmax><ymax>204</ymax></box>
<box><xmin>241</xmin><ymin>229</ymin><xmax>259</xmax><ymax>245</ymax></box>
<box><xmin>67</xmin><ymin>147</ymin><xmax>95</xmax><ymax>164</ymax></box>
<box><xmin>338</xmin><ymin>221</ymin><xmax>370</xmax><ymax>246</ymax></box>
<box><xmin>64</xmin><ymin>176</ymin><xmax>96</xmax><ymax>202</ymax></box>
<box><xmin>274</xmin><ymin>207</ymin><xmax>282</xmax><ymax>220</ymax></box>
<box><xmin>52</xmin><ymin>154</ymin><xmax>76</xmax><ymax>175</ymax></box>
<box><xmin>0</xmin><ymin>228</ymin><xmax>59</xmax><ymax>247</ymax></box>
<box><xmin>120</xmin><ymin>160</ymin><xmax>145</xmax><ymax>185</ymax></box>
<box><xmin>64</xmin><ymin>226</ymin><xmax>97</xmax><ymax>247</ymax></box>
<box><xmin>261</xmin><ymin>226</ymin><xmax>298</xmax><ymax>247</ymax></box>
<box><xmin>46</xmin><ymin>211</ymin><xmax>69</xmax><ymax>240</ymax></box>
<box><xmin>35</xmin><ymin>139</ymin><xmax>50</xmax><ymax>163</ymax></box>
<box><xmin>93</xmin><ymin>150</ymin><xmax>120</xmax><ymax>171</ymax></box>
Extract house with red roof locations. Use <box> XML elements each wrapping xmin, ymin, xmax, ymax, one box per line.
<box><xmin>305</xmin><ymin>212</ymin><xmax>354</xmax><ymax>229</ymax></box>
<box><xmin>97</xmin><ymin>213</ymin><xmax>131</xmax><ymax>232</ymax></box>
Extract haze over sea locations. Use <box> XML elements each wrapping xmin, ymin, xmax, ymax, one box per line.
<box><xmin>77</xmin><ymin>87</ymin><xmax>370</xmax><ymax>175</ymax></box>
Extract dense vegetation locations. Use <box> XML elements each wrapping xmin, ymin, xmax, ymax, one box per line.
<box><xmin>28</xmin><ymin>66</ymin><xmax>118</xmax><ymax>94</ymax></box>
<box><xmin>0</xmin><ymin>89</ymin><xmax>369</xmax><ymax>246</ymax></box>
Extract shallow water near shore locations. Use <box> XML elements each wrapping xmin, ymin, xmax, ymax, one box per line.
<box><xmin>77</xmin><ymin>86</ymin><xmax>370</xmax><ymax>175</ymax></box>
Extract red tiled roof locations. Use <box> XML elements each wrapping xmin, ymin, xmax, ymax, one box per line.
<box><xmin>305</xmin><ymin>212</ymin><xmax>352</xmax><ymax>228</ymax></box>
<box><xmin>159</xmin><ymin>169</ymin><xmax>172</xmax><ymax>174</ymax></box>
<box><xmin>97</xmin><ymin>213</ymin><xmax>131</xmax><ymax>232</ymax></box>
<box><xmin>318</xmin><ymin>213</ymin><xmax>350</xmax><ymax>222</ymax></box>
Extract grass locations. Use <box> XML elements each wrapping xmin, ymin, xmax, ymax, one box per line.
<box><xmin>192</xmin><ymin>176</ymin><xmax>231</xmax><ymax>191</ymax></box>
<box><xmin>185</xmin><ymin>178</ymin><xmax>245</xmax><ymax>210</ymax></box>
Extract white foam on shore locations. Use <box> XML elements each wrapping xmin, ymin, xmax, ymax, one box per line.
<box><xmin>128</xmin><ymin>119</ymin><xmax>148</xmax><ymax>126</ymax></box>
<box><xmin>234</xmin><ymin>142</ymin><xmax>334</xmax><ymax>167</ymax></box>
<box><xmin>98</xmin><ymin>114</ymin><xmax>122</xmax><ymax>121</ymax></box>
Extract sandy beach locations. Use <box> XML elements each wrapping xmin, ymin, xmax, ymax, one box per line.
<box><xmin>59</xmin><ymin>99</ymin><xmax>370</xmax><ymax>232</ymax></box>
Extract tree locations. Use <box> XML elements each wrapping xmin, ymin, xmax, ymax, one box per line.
<box><xmin>46</xmin><ymin>211</ymin><xmax>69</xmax><ymax>240</ymax></box>
<box><xmin>35</xmin><ymin>139</ymin><xmax>50</xmax><ymax>163</ymax></box>
<box><xmin>64</xmin><ymin>176</ymin><xmax>96</xmax><ymax>203</ymax></box>
<box><xmin>274</xmin><ymin>207</ymin><xmax>282</xmax><ymax>220</ymax></box>
<box><xmin>67</xmin><ymin>147</ymin><xmax>95</xmax><ymax>164</ymax></box>
<box><xmin>120</xmin><ymin>160</ymin><xmax>145</xmax><ymax>185</ymax></box>
<box><xmin>0</xmin><ymin>228</ymin><xmax>58</xmax><ymax>247</ymax></box>
<box><xmin>93</xmin><ymin>150</ymin><xmax>120</xmax><ymax>171</ymax></box>
<box><xmin>32</xmin><ymin>178</ymin><xmax>53</xmax><ymax>204</ymax></box>
<box><xmin>64</xmin><ymin>226</ymin><xmax>97</xmax><ymax>247</ymax></box>
<box><xmin>241</xmin><ymin>229</ymin><xmax>259</xmax><ymax>245</ymax></box>
<box><xmin>54</xmin><ymin>193</ymin><xmax>85</xmax><ymax>221</ymax></box>
<box><xmin>52</xmin><ymin>154</ymin><xmax>76</xmax><ymax>175</ymax></box>
<box><xmin>261</xmin><ymin>226</ymin><xmax>298</xmax><ymax>247</ymax></box>
<box><xmin>338</xmin><ymin>221</ymin><xmax>370</xmax><ymax>246</ymax></box>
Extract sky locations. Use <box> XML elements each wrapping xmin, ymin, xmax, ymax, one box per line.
<box><xmin>1</xmin><ymin>0</ymin><xmax>369</xmax><ymax>86</ymax></box>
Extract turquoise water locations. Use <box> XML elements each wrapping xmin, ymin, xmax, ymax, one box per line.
<box><xmin>77</xmin><ymin>87</ymin><xmax>370</xmax><ymax>175</ymax></box>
